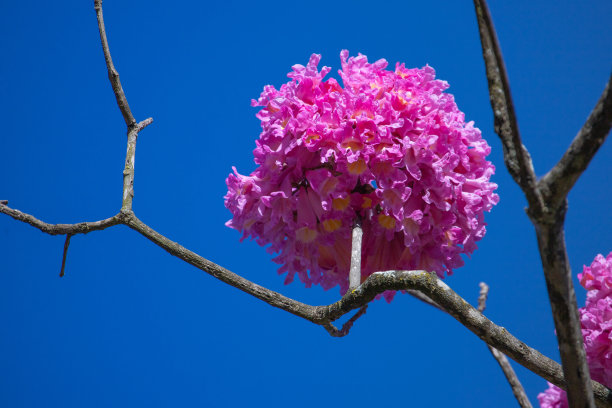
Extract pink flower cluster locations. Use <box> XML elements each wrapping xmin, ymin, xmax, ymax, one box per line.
<box><xmin>225</xmin><ymin>51</ymin><xmax>499</xmax><ymax>299</ymax></box>
<box><xmin>538</xmin><ymin>252</ymin><xmax>612</xmax><ymax>407</ymax></box>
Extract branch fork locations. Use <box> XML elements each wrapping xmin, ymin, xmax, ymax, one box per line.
<box><xmin>473</xmin><ymin>0</ymin><xmax>611</xmax><ymax>405</ymax></box>
<box><xmin>1</xmin><ymin>0</ymin><xmax>611</xmax><ymax>406</ymax></box>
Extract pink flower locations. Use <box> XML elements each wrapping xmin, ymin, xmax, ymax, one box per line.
<box><xmin>539</xmin><ymin>252</ymin><xmax>612</xmax><ymax>407</ymax></box>
<box><xmin>225</xmin><ymin>51</ymin><xmax>499</xmax><ymax>300</ymax></box>
<box><xmin>538</xmin><ymin>384</ymin><xmax>568</xmax><ymax>408</ymax></box>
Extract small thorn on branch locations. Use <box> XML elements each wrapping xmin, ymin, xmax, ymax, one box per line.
<box><xmin>60</xmin><ymin>234</ymin><xmax>73</xmax><ymax>277</ymax></box>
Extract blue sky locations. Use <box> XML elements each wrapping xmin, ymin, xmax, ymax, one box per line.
<box><xmin>1</xmin><ymin>0</ymin><xmax>610</xmax><ymax>407</ymax></box>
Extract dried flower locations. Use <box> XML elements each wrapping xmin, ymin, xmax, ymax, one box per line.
<box><xmin>225</xmin><ymin>51</ymin><xmax>499</xmax><ymax>300</ymax></box>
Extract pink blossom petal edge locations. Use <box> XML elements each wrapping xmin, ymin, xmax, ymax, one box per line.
<box><xmin>225</xmin><ymin>51</ymin><xmax>499</xmax><ymax>300</ymax></box>
<box><xmin>539</xmin><ymin>252</ymin><xmax>612</xmax><ymax>406</ymax></box>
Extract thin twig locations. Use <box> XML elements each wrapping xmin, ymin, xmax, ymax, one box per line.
<box><xmin>94</xmin><ymin>0</ymin><xmax>136</xmax><ymax>127</ymax></box>
<box><xmin>95</xmin><ymin>0</ymin><xmax>153</xmax><ymax>212</ymax></box>
<box><xmin>478</xmin><ymin>283</ymin><xmax>533</xmax><ymax>408</ymax></box>
<box><xmin>323</xmin><ymin>305</ymin><xmax>369</xmax><ymax>337</ymax></box>
<box><xmin>471</xmin><ymin>0</ymin><xmax>542</xmax><ymax>215</ymax></box>
<box><xmin>59</xmin><ymin>234</ymin><xmax>73</xmax><ymax>277</ymax></box>
<box><xmin>0</xmin><ymin>204</ymin><xmax>123</xmax><ymax>235</ymax></box>
<box><xmin>405</xmin><ymin>288</ymin><xmax>446</xmax><ymax>312</ymax></box>
<box><xmin>2</xmin><ymin>1</ymin><xmax>609</xmax><ymax>405</ymax></box>
<box><xmin>477</xmin><ymin>282</ymin><xmax>490</xmax><ymax>312</ymax></box>
<box><xmin>472</xmin><ymin>1</ymin><xmax>596</xmax><ymax>405</ymax></box>
<box><xmin>2</xmin><ymin>205</ymin><xmax>611</xmax><ymax>405</ymax></box>
<box><xmin>539</xmin><ymin>73</ymin><xmax>612</xmax><ymax>209</ymax></box>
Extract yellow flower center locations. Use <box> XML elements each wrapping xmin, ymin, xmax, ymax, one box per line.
<box><xmin>296</xmin><ymin>227</ymin><xmax>318</xmax><ymax>243</ymax></box>
<box><xmin>322</xmin><ymin>219</ymin><xmax>342</xmax><ymax>232</ymax></box>
<box><xmin>378</xmin><ymin>214</ymin><xmax>396</xmax><ymax>230</ymax></box>
<box><xmin>332</xmin><ymin>196</ymin><xmax>350</xmax><ymax>211</ymax></box>
<box><xmin>347</xmin><ymin>158</ymin><xmax>367</xmax><ymax>175</ymax></box>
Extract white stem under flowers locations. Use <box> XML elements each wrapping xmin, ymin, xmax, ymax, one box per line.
<box><xmin>349</xmin><ymin>218</ymin><xmax>363</xmax><ymax>290</ymax></box>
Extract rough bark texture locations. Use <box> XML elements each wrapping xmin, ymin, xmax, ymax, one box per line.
<box><xmin>2</xmin><ymin>199</ymin><xmax>612</xmax><ymax>404</ymax></box>
<box><xmin>539</xmin><ymin>73</ymin><xmax>612</xmax><ymax>210</ymax></box>
<box><xmin>471</xmin><ymin>0</ymin><xmax>542</xmax><ymax>214</ymax></box>
<box><xmin>472</xmin><ymin>0</ymin><xmax>612</xmax><ymax>405</ymax></box>
<box><xmin>533</xmin><ymin>212</ymin><xmax>594</xmax><ymax>407</ymax></box>
<box><xmin>1</xmin><ymin>0</ymin><xmax>611</xmax><ymax>406</ymax></box>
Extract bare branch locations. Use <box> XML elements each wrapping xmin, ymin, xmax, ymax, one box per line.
<box><xmin>471</xmin><ymin>0</ymin><xmax>543</xmax><ymax>214</ymax></box>
<box><xmin>121</xmin><ymin>123</ymin><xmax>138</xmax><ymax>212</ymax></box>
<box><xmin>123</xmin><ymin>213</ymin><xmax>321</xmax><ymax>320</ymax></box>
<box><xmin>94</xmin><ymin>0</ymin><xmax>136</xmax><ymax>128</ymax></box>
<box><xmin>0</xmin><ymin>203</ymin><xmax>122</xmax><ymax>235</ymax></box>
<box><xmin>95</xmin><ymin>0</ymin><xmax>153</xmax><ymax>212</ymax></box>
<box><xmin>2</xmin><ymin>204</ymin><xmax>611</xmax><ymax>405</ymax></box>
<box><xmin>534</xmin><ymin>216</ymin><xmax>596</xmax><ymax>407</ymax></box>
<box><xmin>540</xmin><ymin>73</ymin><xmax>612</xmax><ymax>208</ymax></box>
<box><xmin>478</xmin><ymin>283</ymin><xmax>533</xmax><ymax>408</ymax></box>
<box><xmin>405</xmin><ymin>288</ymin><xmax>446</xmax><ymax>312</ymax></box>
<box><xmin>323</xmin><ymin>305</ymin><xmax>368</xmax><ymax>337</ymax></box>
<box><xmin>59</xmin><ymin>234</ymin><xmax>73</xmax><ymax>277</ymax></box>
<box><xmin>472</xmin><ymin>1</ymin><xmax>597</xmax><ymax>405</ymax></box>
<box><xmin>477</xmin><ymin>281</ymin><xmax>489</xmax><ymax>312</ymax></box>
<box><xmin>2</xmin><ymin>2</ymin><xmax>608</xmax><ymax>406</ymax></box>
<box><xmin>490</xmin><ymin>347</ymin><xmax>534</xmax><ymax>408</ymax></box>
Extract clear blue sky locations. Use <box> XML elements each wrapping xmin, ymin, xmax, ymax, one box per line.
<box><xmin>1</xmin><ymin>1</ymin><xmax>610</xmax><ymax>407</ymax></box>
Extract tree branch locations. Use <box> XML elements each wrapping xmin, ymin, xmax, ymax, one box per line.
<box><xmin>3</xmin><ymin>1</ymin><xmax>609</xmax><ymax>405</ymax></box>
<box><xmin>478</xmin><ymin>283</ymin><xmax>533</xmax><ymax>408</ymax></box>
<box><xmin>404</xmin><ymin>288</ymin><xmax>446</xmax><ymax>312</ymax></box>
<box><xmin>533</xmin><ymin>212</ymin><xmax>596</xmax><ymax>407</ymax></box>
<box><xmin>121</xmin><ymin>118</ymin><xmax>153</xmax><ymax>211</ymax></box>
<box><xmin>0</xmin><ymin>204</ymin><xmax>123</xmax><ymax>235</ymax></box>
<box><xmin>59</xmin><ymin>233</ymin><xmax>73</xmax><ymax>277</ymax></box>
<box><xmin>472</xmin><ymin>1</ymin><xmax>597</xmax><ymax>405</ymax></box>
<box><xmin>471</xmin><ymin>0</ymin><xmax>542</xmax><ymax>214</ymax></box>
<box><xmin>539</xmin><ymin>73</ymin><xmax>612</xmax><ymax>209</ymax></box>
<box><xmin>2</xmin><ymin>203</ymin><xmax>611</xmax><ymax>405</ymax></box>
<box><xmin>94</xmin><ymin>0</ymin><xmax>136</xmax><ymax>128</ymax></box>
<box><xmin>323</xmin><ymin>305</ymin><xmax>368</xmax><ymax>337</ymax></box>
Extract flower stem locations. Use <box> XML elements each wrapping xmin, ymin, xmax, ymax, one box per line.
<box><xmin>349</xmin><ymin>218</ymin><xmax>363</xmax><ymax>290</ymax></box>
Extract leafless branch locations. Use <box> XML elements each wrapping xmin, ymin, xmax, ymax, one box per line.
<box><xmin>59</xmin><ymin>234</ymin><xmax>73</xmax><ymax>277</ymax></box>
<box><xmin>2</xmin><ymin>1</ymin><xmax>611</xmax><ymax>405</ymax></box>
<box><xmin>405</xmin><ymin>288</ymin><xmax>446</xmax><ymax>312</ymax></box>
<box><xmin>121</xmin><ymin>118</ymin><xmax>153</xmax><ymax>211</ymax></box>
<box><xmin>471</xmin><ymin>0</ymin><xmax>542</xmax><ymax>214</ymax></box>
<box><xmin>2</xmin><ymin>202</ymin><xmax>611</xmax><ymax>405</ymax></box>
<box><xmin>478</xmin><ymin>283</ymin><xmax>533</xmax><ymax>408</ymax></box>
<box><xmin>472</xmin><ymin>0</ymin><xmax>597</xmax><ymax>405</ymax></box>
<box><xmin>323</xmin><ymin>305</ymin><xmax>369</xmax><ymax>337</ymax></box>
<box><xmin>540</xmin><ymin>73</ymin><xmax>612</xmax><ymax>209</ymax></box>
<box><xmin>94</xmin><ymin>0</ymin><xmax>136</xmax><ymax>128</ymax></box>
<box><xmin>477</xmin><ymin>282</ymin><xmax>490</xmax><ymax>312</ymax></box>
<box><xmin>0</xmin><ymin>204</ymin><xmax>123</xmax><ymax>235</ymax></box>
<box><xmin>534</xmin><ymin>215</ymin><xmax>596</xmax><ymax>407</ymax></box>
